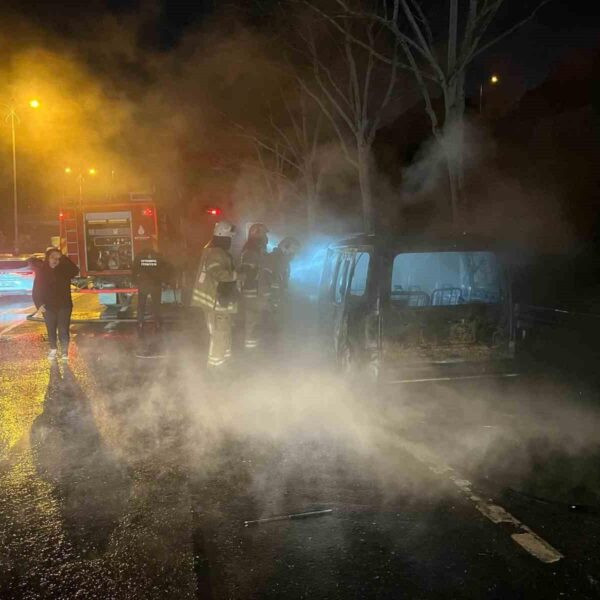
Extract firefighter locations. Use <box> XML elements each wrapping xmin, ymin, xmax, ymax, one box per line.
<box><xmin>239</xmin><ymin>223</ymin><xmax>271</xmax><ymax>351</ymax></box>
<box><xmin>191</xmin><ymin>221</ymin><xmax>238</xmax><ymax>370</ymax></box>
<box><xmin>132</xmin><ymin>244</ymin><xmax>168</xmax><ymax>336</ymax></box>
<box><xmin>266</xmin><ymin>236</ymin><xmax>300</xmax><ymax>339</ymax></box>
<box><xmin>269</xmin><ymin>236</ymin><xmax>300</xmax><ymax>301</ymax></box>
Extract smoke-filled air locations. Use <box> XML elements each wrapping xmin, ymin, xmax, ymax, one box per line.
<box><xmin>1</xmin><ymin>1</ymin><xmax>600</xmax><ymax>599</ymax></box>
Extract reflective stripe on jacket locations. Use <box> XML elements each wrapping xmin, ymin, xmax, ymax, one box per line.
<box><xmin>191</xmin><ymin>246</ymin><xmax>237</xmax><ymax>313</ymax></box>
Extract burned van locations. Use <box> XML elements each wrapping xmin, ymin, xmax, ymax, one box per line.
<box><xmin>318</xmin><ymin>234</ymin><xmax>516</xmax><ymax>383</ymax></box>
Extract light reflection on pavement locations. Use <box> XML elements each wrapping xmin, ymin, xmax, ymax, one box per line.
<box><xmin>2</xmin><ymin>293</ymin><xmax>600</xmax><ymax>598</ymax></box>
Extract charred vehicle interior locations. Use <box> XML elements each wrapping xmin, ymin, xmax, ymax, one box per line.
<box><xmin>318</xmin><ymin>234</ymin><xmax>516</xmax><ymax>383</ymax></box>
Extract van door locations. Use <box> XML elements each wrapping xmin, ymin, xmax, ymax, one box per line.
<box><xmin>330</xmin><ymin>254</ymin><xmax>353</xmax><ymax>353</ymax></box>
<box><xmin>338</xmin><ymin>250</ymin><xmax>373</xmax><ymax>367</ymax></box>
<box><xmin>318</xmin><ymin>250</ymin><xmax>340</xmax><ymax>336</ymax></box>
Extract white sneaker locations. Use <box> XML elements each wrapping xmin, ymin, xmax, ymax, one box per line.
<box><xmin>48</xmin><ymin>349</ymin><xmax>58</xmax><ymax>360</ymax></box>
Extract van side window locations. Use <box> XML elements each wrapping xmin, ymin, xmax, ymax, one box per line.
<box><xmin>349</xmin><ymin>252</ymin><xmax>370</xmax><ymax>297</ymax></box>
<box><xmin>334</xmin><ymin>258</ymin><xmax>350</xmax><ymax>304</ymax></box>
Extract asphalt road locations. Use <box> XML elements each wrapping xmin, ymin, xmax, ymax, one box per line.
<box><xmin>1</xmin><ymin>293</ymin><xmax>600</xmax><ymax>599</ymax></box>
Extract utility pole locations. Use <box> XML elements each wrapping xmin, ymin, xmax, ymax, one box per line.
<box><xmin>10</xmin><ymin>110</ymin><xmax>18</xmax><ymax>255</ymax></box>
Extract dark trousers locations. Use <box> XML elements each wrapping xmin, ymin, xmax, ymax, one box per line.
<box><xmin>138</xmin><ymin>283</ymin><xmax>162</xmax><ymax>327</ymax></box>
<box><xmin>44</xmin><ymin>306</ymin><xmax>72</xmax><ymax>351</ymax></box>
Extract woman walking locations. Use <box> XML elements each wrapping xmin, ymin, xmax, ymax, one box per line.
<box><xmin>31</xmin><ymin>247</ymin><xmax>79</xmax><ymax>361</ymax></box>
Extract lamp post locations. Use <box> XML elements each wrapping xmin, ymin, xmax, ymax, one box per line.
<box><xmin>479</xmin><ymin>74</ymin><xmax>500</xmax><ymax>114</ymax></box>
<box><xmin>3</xmin><ymin>98</ymin><xmax>40</xmax><ymax>255</ymax></box>
<box><xmin>64</xmin><ymin>166</ymin><xmax>98</xmax><ymax>209</ymax></box>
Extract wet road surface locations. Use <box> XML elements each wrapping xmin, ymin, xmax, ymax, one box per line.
<box><xmin>1</xmin><ymin>294</ymin><xmax>600</xmax><ymax>598</ymax></box>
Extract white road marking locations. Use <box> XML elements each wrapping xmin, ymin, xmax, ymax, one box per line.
<box><xmin>387</xmin><ymin>373</ymin><xmax>520</xmax><ymax>384</ymax></box>
<box><xmin>391</xmin><ymin>437</ymin><xmax>563</xmax><ymax>564</ymax></box>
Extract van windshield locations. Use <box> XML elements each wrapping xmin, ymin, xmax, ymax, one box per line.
<box><xmin>391</xmin><ymin>251</ymin><xmax>501</xmax><ymax>307</ymax></box>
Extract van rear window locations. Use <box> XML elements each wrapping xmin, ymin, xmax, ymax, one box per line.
<box><xmin>391</xmin><ymin>251</ymin><xmax>501</xmax><ymax>307</ymax></box>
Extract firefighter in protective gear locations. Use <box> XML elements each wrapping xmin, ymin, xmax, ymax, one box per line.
<box><xmin>191</xmin><ymin>221</ymin><xmax>238</xmax><ymax>370</ymax></box>
<box><xmin>132</xmin><ymin>245</ymin><xmax>169</xmax><ymax>334</ymax></box>
<box><xmin>269</xmin><ymin>237</ymin><xmax>300</xmax><ymax>300</ymax></box>
<box><xmin>266</xmin><ymin>236</ymin><xmax>300</xmax><ymax>338</ymax></box>
<box><xmin>239</xmin><ymin>223</ymin><xmax>271</xmax><ymax>350</ymax></box>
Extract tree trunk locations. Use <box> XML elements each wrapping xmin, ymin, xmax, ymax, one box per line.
<box><xmin>443</xmin><ymin>74</ymin><xmax>467</xmax><ymax>226</ymax></box>
<box><xmin>357</xmin><ymin>142</ymin><xmax>374</xmax><ymax>234</ymax></box>
<box><xmin>304</xmin><ymin>172</ymin><xmax>318</xmax><ymax>233</ymax></box>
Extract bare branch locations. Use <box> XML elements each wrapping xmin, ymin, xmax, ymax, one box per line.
<box><xmin>306</xmin><ymin>0</ymin><xmax>434</xmax><ymax>72</ymax></box>
<box><xmin>298</xmin><ymin>27</ymin><xmax>356</xmax><ymax>113</ymax></box>
<box><xmin>368</xmin><ymin>37</ymin><xmax>400</xmax><ymax>143</ymax></box>
<box><xmin>469</xmin><ymin>0</ymin><xmax>553</xmax><ymax>63</ymax></box>
<box><xmin>361</xmin><ymin>23</ymin><xmax>377</xmax><ymax>134</ymax></box>
<box><xmin>398</xmin><ymin>0</ymin><xmax>446</xmax><ymax>84</ymax></box>
<box><xmin>296</xmin><ymin>74</ymin><xmax>358</xmax><ymax>168</ymax></box>
<box><xmin>344</xmin><ymin>25</ymin><xmax>362</xmax><ymax>124</ymax></box>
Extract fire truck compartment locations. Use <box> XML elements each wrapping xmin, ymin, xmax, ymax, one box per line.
<box><xmin>85</xmin><ymin>211</ymin><xmax>133</xmax><ymax>272</ymax></box>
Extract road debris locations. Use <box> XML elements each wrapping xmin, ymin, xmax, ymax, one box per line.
<box><xmin>244</xmin><ymin>509</ymin><xmax>333</xmax><ymax>527</ymax></box>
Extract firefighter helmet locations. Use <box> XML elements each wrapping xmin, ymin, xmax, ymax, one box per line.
<box><xmin>213</xmin><ymin>221</ymin><xmax>236</xmax><ymax>237</ymax></box>
<box><xmin>248</xmin><ymin>223</ymin><xmax>269</xmax><ymax>240</ymax></box>
<box><xmin>278</xmin><ymin>237</ymin><xmax>300</xmax><ymax>256</ymax></box>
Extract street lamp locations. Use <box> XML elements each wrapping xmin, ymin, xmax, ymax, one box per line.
<box><xmin>64</xmin><ymin>166</ymin><xmax>98</xmax><ymax>208</ymax></box>
<box><xmin>2</xmin><ymin>99</ymin><xmax>40</xmax><ymax>255</ymax></box>
<box><xmin>479</xmin><ymin>74</ymin><xmax>500</xmax><ymax>113</ymax></box>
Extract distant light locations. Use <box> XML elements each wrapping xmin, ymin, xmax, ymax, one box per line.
<box><xmin>142</xmin><ymin>207</ymin><xmax>154</xmax><ymax>217</ymax></box>
<box><xmin>206</xmin><ymin>207</ymin><xmax>222</xmax><ymax>216</ymax></box>
<box><xmin>29</xmin><ymin>99</ymin><xmax>40</xmax><ymax>109</ymax></box>
<box><xmin>59</xmin><ymin>212</ymin><xmax>64</xmax><ymax>219</ymax></box>
<box><xmin>64</xmin><ymin>167</ymin><xmax>72</xmax><ymax>174</ymax></box>
<box><xmin>88</xmin><ymin>168</ymin><xmax>97</xmax><ymax>175</ymax></box>
<box><xmin>490</xmin><ymin>75</ymin><xmax>499</xmax><ymax>84</ymax></box>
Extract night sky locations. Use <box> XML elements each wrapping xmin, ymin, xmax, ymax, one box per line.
<box><xmin>5</xmin><ymin>0</ymin><xmax>599</xmax><ymax>93</ymax></box>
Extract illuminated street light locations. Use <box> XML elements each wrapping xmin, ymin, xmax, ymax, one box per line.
<box><xmin>2</xmin><ymin>98</ymin><xmax>42</xmax><ymax>255</ymax></box>
<box><xmin>479</xmin><ymin>74</ymin><xmax>501</xmax><ymax>114</ymax></box>
<box><xmin>64</xmin><ymin>166</ymin><xmax>99</xmax><ymax>208</ymax></box>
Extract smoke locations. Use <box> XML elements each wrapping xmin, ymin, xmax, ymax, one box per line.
<box><xmin>61</xmin><ymin>304</ymin><xmax>600</xmax><ymax>528</ymax></box>
<box><xmin>396</xmin><ymin>116</ymin><xmax>577</xmax><ymax>252</ymax></box>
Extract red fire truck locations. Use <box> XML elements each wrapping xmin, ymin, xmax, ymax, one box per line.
<box><xmin>59</xmin><ymin>192</ymin><xmax>231</xmax><ymax>309</ymax></box>
<box><xmin>59</xmin><ymin>193</ymin><xmax>160</xmax><ymax>307</ymax></box>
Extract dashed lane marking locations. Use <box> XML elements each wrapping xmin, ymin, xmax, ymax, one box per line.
<box><xmin>391</xmin><ymin>437</ymin><xmax>563</xmax><ymax>564</ymax></box>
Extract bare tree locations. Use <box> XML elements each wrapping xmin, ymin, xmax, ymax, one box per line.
<box><xmin>294</xmin><ymin>8</ymin><xmax>401</xmax><ymax>234</ymax></box>
<box><xmin>325</xmin><ymin>0</ymin><xmax>551</xmax><ymax>223</ymax></box>
<box><xmin>235</xmin><ymin>86</ymin><xmax>326</xmax><ymax>231</ymax></box>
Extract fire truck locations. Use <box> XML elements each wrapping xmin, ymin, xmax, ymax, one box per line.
<box><xmin>59</xmin><ymin>192</ymin><xmax>230</xmax><ymax>309</ymax></box>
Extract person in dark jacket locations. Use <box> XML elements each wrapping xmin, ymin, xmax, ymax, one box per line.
<box><xmin>132</xmin><ymin>245</ymin><xmax>169</xmax><ymax>334</ymax></box>
<box><xmin>30</xmin><ymin>247</ymin><xmax>79</xmax><ymax>361</ymax></box>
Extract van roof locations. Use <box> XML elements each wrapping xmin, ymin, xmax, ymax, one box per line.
<box><xmin>328</xmin><ymin>231</ymin><xmax>500</xmax><ymax>253</ymax></box>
